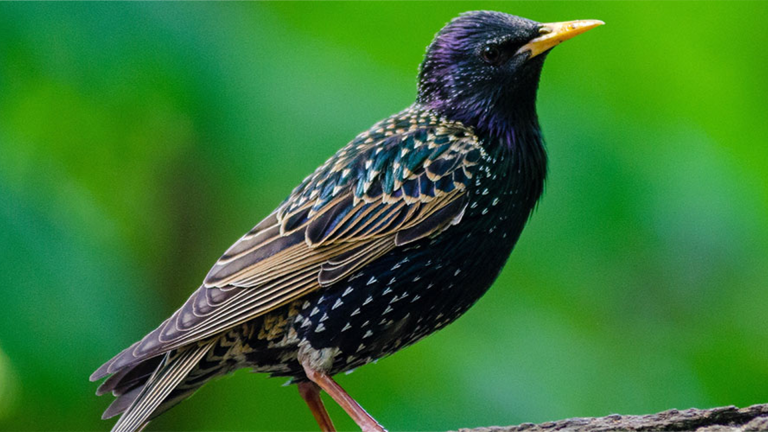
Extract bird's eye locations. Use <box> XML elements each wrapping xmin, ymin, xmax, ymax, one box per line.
<box><xmin>480</xmin><ymin>44</ymin><xmax>501</xmax><ymax>65</ymax></box>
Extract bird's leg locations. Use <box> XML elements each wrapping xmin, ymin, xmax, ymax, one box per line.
<box><xmin>298</xmin><ymin>381</ymin><xmax>336</xmax><ymax>432</ymax></box>
<box><xmin>301</xmin><ymin>363</ymin><xmax>386</xmax><ymax>432</ymax></box>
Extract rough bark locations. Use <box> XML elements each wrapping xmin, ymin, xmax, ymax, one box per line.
<box><xmin>455</xmin><ymin>404</ymin><xmax>768</xmax><ymax>432</ymax></box>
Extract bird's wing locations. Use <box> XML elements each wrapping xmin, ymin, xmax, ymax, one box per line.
<box><xmin>206</xmin><ymin>120</ymin><xmax>484</xmax><ymax>287</ymax></box>
<box><xmin>92</xmin><ymin>112</ymin><xmax>485</xmax><ymax>381</ymax></box>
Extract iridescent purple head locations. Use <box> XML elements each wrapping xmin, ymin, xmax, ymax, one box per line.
<box><xmin>418</xmin><ymin>11</ymin><xmax>548</xmax><ymax>136</ymax></box>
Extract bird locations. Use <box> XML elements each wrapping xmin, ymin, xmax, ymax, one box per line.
<box><xmin>90</xmin><ymin>11</ymin><xmax>602</xmax><ymax>432</ymax></box>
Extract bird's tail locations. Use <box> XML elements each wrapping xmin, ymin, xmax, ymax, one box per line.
<box><xmin>106</xmin><ymin>339</ymin><xmax>217</xmax><ymax>432</ymax></box>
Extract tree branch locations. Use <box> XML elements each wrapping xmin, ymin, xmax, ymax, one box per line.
<box><xmin>456</xmin><ymin>404</ymin><xmax>768</xmax><ymax>432</ymax></box>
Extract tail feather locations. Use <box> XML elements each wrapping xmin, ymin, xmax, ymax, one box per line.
<box><xmin>102</xmin><ymin>386</ymin><xmax>143</xmax><ymax>420</ymax></box>
<box><xmin>97</xmin><ymin>356</ymin><xmax>163</xmax><ymax>396</ymax></box>
<box><xmin>110</xmin><ymin>340</ymin><xmax>216</xmax><ymax>432</ymax></box>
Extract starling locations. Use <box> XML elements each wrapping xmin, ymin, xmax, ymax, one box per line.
<box><xmin>91</xmin><ymin>11</ymin><xmax>602</xmax><ymax>432</ymax></box>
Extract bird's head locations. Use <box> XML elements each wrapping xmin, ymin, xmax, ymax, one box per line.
<box><xmin>418</xmin><ymin>11</ymin><xmax>602</xmax><ymax>138</ymax></box>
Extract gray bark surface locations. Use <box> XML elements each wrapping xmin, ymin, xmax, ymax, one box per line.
<box><xmin>455</xmin><ymin>404</ymin><xmax>768</xmax><ymax>432</ymax></box>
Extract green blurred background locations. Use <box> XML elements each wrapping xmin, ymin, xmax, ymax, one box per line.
<box><xmin>1</xmin><ymin>2</ymin><xmax>767</xmax><ymax>431</ymax></box>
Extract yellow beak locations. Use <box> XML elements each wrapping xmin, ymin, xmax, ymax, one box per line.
<box><xmin>516</xmin><ymin>19</ymin><xmax>604</xmax><ymax>60</ymax></box>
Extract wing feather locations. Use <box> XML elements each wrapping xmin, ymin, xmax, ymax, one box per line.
<box><xmin>110</xmin><ymin>340</ymin><xmax>216</xmax><ymax>432</ymax></box>
<box><xmin>92</xmin><ymin>108</ymin><xmax>486</xmax><ymax>382</ymax></box>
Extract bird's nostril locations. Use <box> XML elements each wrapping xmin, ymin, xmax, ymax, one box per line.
<box><xmin>538</xmin><ymin>26</ymin><xmax>552</xmax><ymax>35</ymax></box>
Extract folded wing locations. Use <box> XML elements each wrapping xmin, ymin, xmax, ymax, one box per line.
<box><xmin>92</xmin><ymin>111</ymin><xmax>485</xmax><ymax>382</ymax></box>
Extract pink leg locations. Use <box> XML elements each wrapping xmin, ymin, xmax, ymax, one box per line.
<box><xmin>301</xmin><ymin>362</ymin><xmax>386</xmax><ymax>432</ymax></box>
<box><xmin>298</xmin><ymin>381</ymin><xmax>336</xmax><ymax>432</ymax></box>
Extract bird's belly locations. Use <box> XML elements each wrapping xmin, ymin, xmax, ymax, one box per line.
<box><xmin>289</xmin><ymin>216</ymin><xmax>523</xmax><ymax>376</ymax></box>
